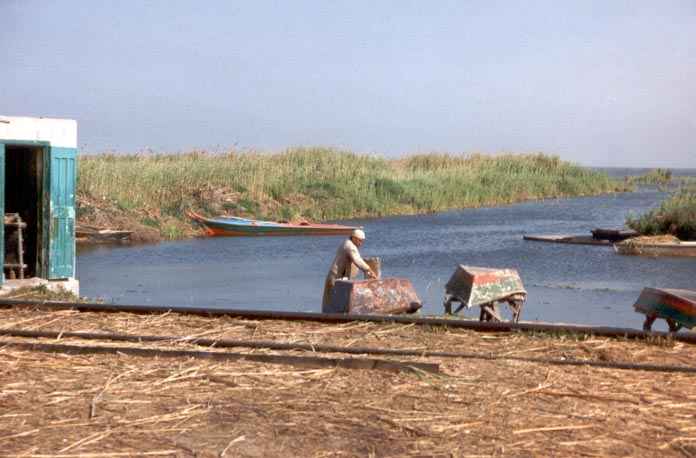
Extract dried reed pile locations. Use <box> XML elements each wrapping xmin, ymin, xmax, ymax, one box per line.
<box><xmin>2</xmin><ymin>305</ymin><xmax>696</xmax><ymax>457</ymax></box>
<box><xmin>620</xmin><ymin>235</ymin><xmax>681</xmax><ymax>245</ymax></box>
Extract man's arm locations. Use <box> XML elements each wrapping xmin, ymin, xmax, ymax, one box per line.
<box><xmin>346</xmin><ymin>242</ymin><xmax>373</xmax><ymax>274</ymax></box>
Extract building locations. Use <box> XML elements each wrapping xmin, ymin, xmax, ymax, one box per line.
<box><xmin>0</xmin><ymin>115</ymin><xmax>78</xmax><ymax>294</ymax></box>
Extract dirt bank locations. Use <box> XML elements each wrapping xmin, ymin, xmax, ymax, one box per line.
<box><xmin>76</xmin><ymin>187</ymin><xmax>286</xmax><ymax>244</ymax></box>
<box><xmin>2</xmin><ymin>305</ymin><xmax>695</xmax><ymax>457</ymax></box>
<box><xmin>77</xmin><ymin>193</ymin><xmax>194</xmax><ymax>244</ymax></box>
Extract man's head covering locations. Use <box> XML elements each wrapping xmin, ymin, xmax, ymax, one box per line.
<box><xmin>351</xmin><ymin>229</ymin><xmax>366</xmax><ymax>240</ymax></box>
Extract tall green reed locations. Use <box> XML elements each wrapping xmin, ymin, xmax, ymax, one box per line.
<box><xmin>78</xmin><ymin>148</ymin><xmax>623</xmax><ymax>235</ymax></box>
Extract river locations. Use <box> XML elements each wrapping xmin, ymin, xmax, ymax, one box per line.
<box><xmin>78</xmin><ymin>173</ymin><xmax>696</xmax><ymax>331</ymax></box>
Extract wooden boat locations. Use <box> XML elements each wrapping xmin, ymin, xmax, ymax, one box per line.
<box><xmin>188</xmin><ymin>211</ymin><xmax>359</xmax><ymax>237</ymax></box>
<box><xmin>614</xmin><ymin>240</ymin><xmax>696</xmax><ymax>257</ymax></box>
<box><xmin>523</xmin><ymin>234</ymin><xmax>611</xmax><ymax>246</ymax></box>
<box><xmin>325</xmin><ymin>278</ymin><xmax>422</xmax><ymax>315</ymax></box>
<box><xmin>524</xmin><ymin>227</ymin><xmax>638</xmax><ymax>246</ymax></box>
<box><xmin>75</xmin><ymin>225</ymin><xmax>133</xmax><ymax>244</ymax></box>
<box><xmin>633</xmin><ymin>287</ymin><xmax>696</xmax><ymax>331</ymax></box>
<box><xmin>591</xmin><ymin>228</ymin><xmax>638</xmax><ymax>242</ymax></box>
<box><xmin>443</xmin><ymin>265</ymin><xmax>527</xmax><ymax>321</ymax></box>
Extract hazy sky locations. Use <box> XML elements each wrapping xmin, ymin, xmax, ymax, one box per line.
<box><xmin>2</xmin><ymin>1</ymin><xmax>695</xmax><ymax>167</ymax></box>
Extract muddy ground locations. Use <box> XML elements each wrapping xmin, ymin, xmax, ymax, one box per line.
<box><xmin>76</xmin><ymin>186</ymin><xmax>302</xmax><ymax>244</ymax></box>
<box><xmin>76</xmin><ymin>194</ymin><xmax>170</xmax><ymax>244</ymax></box>
<box><xmin>1</xmin><ymin>305</ymin><xmax>696</xmax><ymax>457</ymax></box>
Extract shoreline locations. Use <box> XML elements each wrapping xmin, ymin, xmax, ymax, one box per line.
<box><xmin>77</xmin><ymin>190</ymin><xmax>629</xmax><ymax>245</ymax></box>
<box><xmin>77</xmin><ymin>191</ymin><xmax>632</xmax><ymax>246</ymax></box>
<box><xmin>77</xmin><ymin>149</ymin><xmax>629</xmax><ymax>244</ymax></box>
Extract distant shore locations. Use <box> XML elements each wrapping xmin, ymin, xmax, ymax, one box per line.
<box><xmin>76</xmin><ymin>148</ymin><xmax>629</xmax><ymax>242</ymax></box>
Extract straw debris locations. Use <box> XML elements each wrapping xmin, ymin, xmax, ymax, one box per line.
<box><xmin>1</xmin><ymin>305</ymin><xmax>696</xmax><ymax>456</ymax></box>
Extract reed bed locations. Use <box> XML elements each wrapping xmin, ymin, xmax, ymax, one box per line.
<box><xmin>1</xmin><ymin>305</ymin><xmax>696</xmax><ymax>456</ymax></box>
<box><xmin>626</xmin><ymin>168</ymin><xmax>674</xmax><ymax>186</ymax></box>
<box><xmin>77</xmin><ymin>148</ymin><xmax>624</xmax><ymax>239</ymax></box>
<box><xmin>627</xmin><ymin>184</ymin><xmax>696</xmax><ymax>240</ymax></box>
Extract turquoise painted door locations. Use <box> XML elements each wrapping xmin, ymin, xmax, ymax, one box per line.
<box><xmin>0</xmin><ymin>143</ymin><xmax>4</xmax><ymax>284</ymax></box>
<box><xmin>49</xmin><ymin>147</ymin><xmax>76</xmax><ymax>279</ymax></box>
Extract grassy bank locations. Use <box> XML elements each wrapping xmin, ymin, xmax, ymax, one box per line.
<box><xmin>77</xmin><ymin>148</ymin><xmax>626</xmax><ymax>240</ymax></box>
<box><xmin>627</xmin><ymin>185</ymin><xmax>696</xmax><ymax>240</ymax></box>
<box><xmin>626</xmin><ymin>168</ymin><xmax>673</xmax><ymax>186</ymax></box>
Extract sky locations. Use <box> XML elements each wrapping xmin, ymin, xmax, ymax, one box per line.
<box><xmin>1</xmin><ymin>0</ymin><xmax>695</xmax><ymax>167</ymax></box>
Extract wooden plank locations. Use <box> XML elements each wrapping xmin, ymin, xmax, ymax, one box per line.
<box><xmin>0</xmin><ymin>340</ymin><xmax>440</xmax><ymax>374</ymax></box>
<box><xmin>4</xmin><ymin>298</ymin><xmax>696</xmax><ymax>344</ymax></box>
<box><xmin>5</xmin><ymin>329</ymin><xmax>696</xmax><ymax>374</ymax></box>
<box><xmin>523</xmin><ymin>234</ymin><xmax>611</xmax><ymax>246</ymax></box>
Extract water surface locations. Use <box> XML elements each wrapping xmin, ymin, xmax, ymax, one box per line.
<box><xmin>78</xmin><ymin>185</ymin><xmax>696</xmax><ymax>331</ymax></box>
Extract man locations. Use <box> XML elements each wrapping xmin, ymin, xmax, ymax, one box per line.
<box><xmin>322</xmin><ymin>228</ymin><xmax>377</xmax><ymax>309</ymax></box>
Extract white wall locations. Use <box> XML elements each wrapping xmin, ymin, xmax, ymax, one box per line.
<box><xmin>0</xmin><ymin>116</ymin><xmax>77</xmax><ymax>148</ymax></box>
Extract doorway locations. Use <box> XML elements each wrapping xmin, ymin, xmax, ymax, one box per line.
<box><xmin>4</xmin><ymin>144</ymin><xmax>45</xmax><ymax>279</ymax></box>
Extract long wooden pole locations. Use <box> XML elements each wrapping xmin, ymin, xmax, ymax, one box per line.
<box><xmin>0</xmin><ymin>337</ymin><xmax>439</xmax><ymax>374</ymax></box>
<box><xmin>1</xmin><ymin>298</ymin><xmax>694</xmax><ymax>343</ymax></box>
<box><xmin>2</xmin><ymin>328</ymin><xmax>695</xmax><ymax>374</ymax></box>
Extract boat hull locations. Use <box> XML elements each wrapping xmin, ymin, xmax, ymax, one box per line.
<box><xmin>524</xmin><ymin>234</ymin><xmax>611</xmax><ymax>246</ymax></box>
<box><xmin>188</xmin><ymin>212</ymin><xmax>357</xmax><ymax>237</ymax></box>
<box><xmin>203</xmin><ymin>226</ymin><xmax>356</xmax><ymax>237</ymax></box>
<box><xmin>614</xmin><ymin>242</ymin><xmax>696</xmax><ymax>257</ymax></box>
<box><xmin>591</xmin><ymin>228</ymin><xmax>638</xmax><ymax>242</ymax></box>
<box><xmin>325</xmin><ymin>278</ymin><xmax>422</xmax><ymax>315</ymax></box>
<box><xmin>445</xmin><ymin>265</ymin><xmax>527</xmax><ymax>308</ymax></box>
<box><xmin>633</xmin><ymin>288</ymin><xmax>696</xmax><ymax>329</ymax></box>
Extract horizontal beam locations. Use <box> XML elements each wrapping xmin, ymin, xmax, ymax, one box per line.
<box><xmin>2</xmin><ymin>328</ymin><xmax>695</xmax><ymax>374</ymax></box>
<box><xmin>0</xmin><ymin>339</ymin><xmax>439</xmax><ymax>374</ymax></box>
<box><xmin>1</xmin><ymin>298</ymin><xmax>694</xmax><ymax>343</ymax></box>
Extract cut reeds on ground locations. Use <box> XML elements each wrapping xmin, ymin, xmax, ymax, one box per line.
<box><xmin>2</xmin><ymin>305</ymin><xmax>696</xmax><ymax>457</ymax></box>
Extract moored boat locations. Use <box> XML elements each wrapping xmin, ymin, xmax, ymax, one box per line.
<box><xmin>523</xmin><ymin>234</ymin><xmax>612</xmax><ymax>246</ymax></box>
<box><xmin>325</xmin><ymin>278</ymin><xmax>422</xmax><ymax>315</ymax></box>
<box><xmin>443</xmin><ymin>265</ymin><xmax>527</xmax><ymax>321</ymax></box>
<box><xmin>444</xmin><ymin>265</ymin><xmax>527</xmax><ymax>309</ymax></box>
<box><xmin>591</xmin><ymin>228</ymin><xmax>638</xmax><ymax>242</ymax></box>
<box><xmin>76</xmin><ymin>225</ymin><xmax>133</xmax><ymax>244</ymax></box>
<box><xmin>188</xmin><ymin>211</ymin><xmax>359</xmax><ymax>237</ymax></box>
<box><xmin>633</xmin><ymin>287</ymin><xmax>696</xmax><ymax>331</ymax></box>
<box><xmin>523</xmin><ymin>227</ymin><xmax>637</xmax><ymax>246</ymax></box>
<box><xmin>614</xmin><ymin>240</ymin><xmax>696</xmax><ymax>257</ymax></box>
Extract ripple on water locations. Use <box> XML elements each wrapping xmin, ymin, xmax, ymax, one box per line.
<box><xmin>78</xmin><ymin>187</ymin><xmax>696</xmax><ymax>328</ymax></box>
